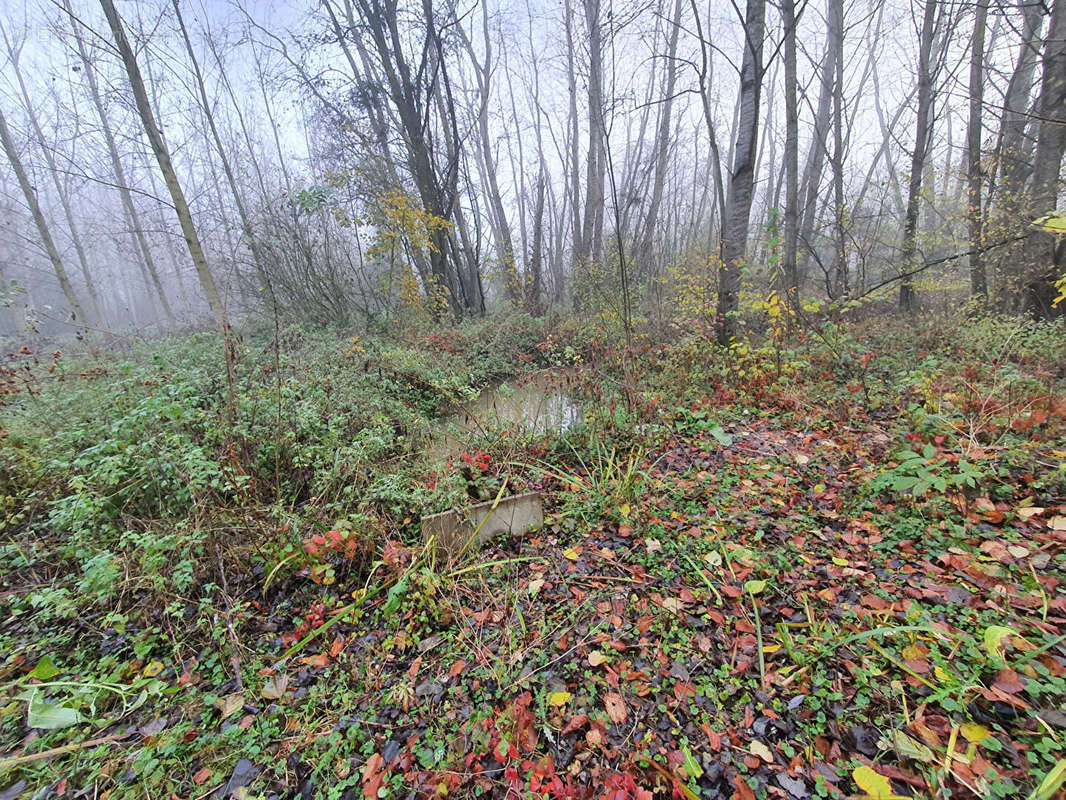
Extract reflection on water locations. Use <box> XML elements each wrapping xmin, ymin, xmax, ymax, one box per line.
<box><xmin>457</xmin><ymin>372</ymin><xmax>582</xmax><ymax>435</ymax></box>
<box><xmin>431</xmin><ymin>372</ymin><xmax>582</xmax><ymax>460</ymax></box>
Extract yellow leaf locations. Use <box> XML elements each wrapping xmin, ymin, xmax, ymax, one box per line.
<box><xmin>142</xmin><ymin>661</ymin><xmax>164</xmax><ymax>678</ymax></box>
<box><xmin>853</xmin><ymin>765</ymin><xmax>894</xmax><ymax>799</ymax></box>
<box><xmin>831</xmin><ymin>557</ymin><xmax>849</xmax><ymax>567</ymax></box>
<box><xmin>587</xmin><ymin>651</ymin><xmax>607</xmax><ymax>667</ymax></box>
<box><xmin>1032</xmin><ymin>212</ymin><xmax>1066</xmax><ymax>234</ymax></box>
<box><xmin>1048</xmin><ymin>516</ymin><xmax>1066</xmax><ymax>531</ymax></box>
<box><xmin>528</xmin><ymin>578</ymin><xmax>545</xmax><ymax>595</ymax></box>
<box><xmin>548</xmin><ymin>691</ymin><xmax>572</xmax><ymax>707</ymax></box>
<box><xmin>619</xmin><ymin>504</ymin><xmax>631</xmax><ymax>517</ymax></box>
<box><xmin>960</xmin><ymin>722</ymin><xmax>990</xmax><ymax>744</ymax></box>
<box><xmin>562</xmin><ymin>547</ymin><xmax>580</xmax><ymax>561</ymax></box>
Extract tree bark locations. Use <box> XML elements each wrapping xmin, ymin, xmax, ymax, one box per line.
<box><xmin>898</xmin><ymin>0</ymin><xmax>939</xmax><ymax>313</ymax></box>
<box><xmin>715</xmin><ymin>0</ymin><xmax>765</xmax><ymax>344</ymax></box>
<box><xmin>781</xmin><ymin>0</ymin><xmax>800</xmax><ymax>307</ymax></box>
<box><xmin>1019</xmin><ymin>0</ymin><xmax>1066</xmax><ymax>315</ymax></box>
<box><xmin>966</xmin><ymin>0</ymin><xmax>988</xmax><ymax>298</ymax></box>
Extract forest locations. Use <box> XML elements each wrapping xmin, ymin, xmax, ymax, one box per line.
<box><xmin>0</xmin><ymin>0</ymin><xmax>1065</xmax><ymax>797</ymax></box>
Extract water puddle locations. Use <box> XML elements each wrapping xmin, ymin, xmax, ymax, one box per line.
<box><xmin>431</xmin><ymin>371</ymin><xmax>582</xmax><ymax>459</ymax></box>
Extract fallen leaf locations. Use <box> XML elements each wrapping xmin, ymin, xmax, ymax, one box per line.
<box><xmin>588</xmin><ymin>650</ymin><xmax>607</xmax><ymax>666</ymax></box>
<box><xmin>604</xmin><ymin>692</ymin><xmax>627</xmax><ymax>724</ymax></box>
<box><xmin>992</xmin><ymin>668</ymin><xmax>1025</xmax><ymax>694</ymax></box>
<box><xmin>362</xmin><ymin>753</ymin><xmax>386</xmax><ymax>799</ymax></box>
<box><xmin>1048</xmin><ymin>516</ymin><xmax>1066</xmax><ymax>531</ymax></box>
<box><xmin>888</xmin><ymin>729</ymin><xmax>935</xmax><ymax>764</ymax></box>
<box><xmin>662</xmin><ymin>597</ymin><xmax>684</xmax><ymax>613</ymax></box>
<box><xmin>749</xmin><ymin>740</ymin><xmax>773</xmax><ymax>763</ymax></box>
<box><xmin>261</xmin><ymin>674</ymin><xmax>289</xmax><ymax>700</ymax></box>
<box><xmin>548</xmin><ymin>691</ymin><xmax>572</xmax><ymax>707</ymax></box>
<box><xmin>852</xmin><ymin>765</ymin><xmax>894</xmax><ymax>799</ymax></box>
<box><xmin>562</xmin><ymin>547</ymin><xmax>581</xmax><ymax>561</ymax></box>
<box><xmin>960</xmin><ymin>722</ymin><xmax>990</xmax><ymax>744</ymax></box>
<box><xmin>215</xmin><ymin>693</ymin><xmax>244</xmax><ymax>720</ymax></box>
<box><xmin>192</xmin><ymin>767</ymin><xmax>212</xmax><ymax>785</ymax></box>
<box><xmin>562</xmin><ymin>714</ymin><xmax>589</xmax><ymax>735</ymax></box>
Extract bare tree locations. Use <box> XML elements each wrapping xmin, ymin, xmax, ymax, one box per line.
<box><xmin>2</xmin><ymin>28</ymin><xmax>104</xmax><ymax>326</ymax></box>
<box><xmin>0</xmin><ymin>103</ymin><xmax>87</xmax><ymax>334</ymax></box>
<box><xmin>64</xmin><ymin>0</ymin><xmax>175</xmax><ymax>326</ymax></box>
<box><xmin>98</xmin><ymin>0</ymin><xmax>228</xmax><ymax>329</ymax></box>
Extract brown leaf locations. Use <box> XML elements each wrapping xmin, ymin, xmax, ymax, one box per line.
<box><xmin>561</xmin><ymin>713</ymin><xmax>589</xmax><ymax>735</ymax></box>
<box><xmin>192</xmin><ymin>767</ymin><xmax>212</xmax><ymax>786</ymax></box>
<box><xmin>215</xmin><ymin>693</ymin><xmax>244</xmax><ymax>720</ymax></box>
<box><xmin>604</xmin><ymin>692</ymin><xmax>627</xmax><ymax>724</ymax></box>
<box><xmin>362</xmin><ymin>753</ymin><xmax>385</xmax><ymax>800</ymax></box>
<box><xmin>992</xmin><ymin>668</ymin><xmax>1025</xmax><ymax>694</ymax></box>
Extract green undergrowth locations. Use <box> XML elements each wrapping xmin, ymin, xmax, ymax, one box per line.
<box><xmin>1</xmin><ymin>310</ymin><xmax>1065</xmax><ymax>799</ymax></box>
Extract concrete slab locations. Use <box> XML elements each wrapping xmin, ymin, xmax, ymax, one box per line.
<box><xmin>421</xmin><ymin>491</ymin><xmax>543</xmax><ymax>562</ymax></box>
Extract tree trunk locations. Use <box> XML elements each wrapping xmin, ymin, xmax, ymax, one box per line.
<box><xmin>0</xmin><ymin>104</ymin><xmax>88</xmax><ymax>335</ymax></box>
<box><xmin>1019</xmin><ymin>0</ymin><xmax>1066</xmax><ymax>316</ymax></box>
<box><xmin>635</xmin><ymin>0</ymin><xmax>684</xmax><ymax>276</ymax></box>
<box><xmin>66</xmin><ymin>0</ymin><xmax>175</xmax><ymax>326</ymax></box>
<box><xmin>829</xmin><ymin>0</ymin><xmax>847</xmax><ymax>298</ymax></box>
<box><xmin>579</xmin><ymin>0</ymin><xmax>606</xmax><ymax>266</ymax></box>
<box><xmin>781</xmin><ymin>0</ymin><xmax>800</xmax><ymax>307</ymax></box>
<box><xmin>967</xmin><ymin>0</ymin><xmax>988</xmax><ymax>297</ymax></box>
<box><xmin>715</xmin><ymin>0</ymin><xmax>765</xmax><ymax>344</ymax></box>
<box><xmin>99</xmin><ymin>0</ymin><xmax>228</xmax><ymax>330</ymax></box>
<box><xmin>530</xmin><ymin>167</ymin><xmax>546</xmax><ymax>315</ymax></box>
<box><xmin>899</xmin><ymin>0</ymin><xmax>939</xmax><ymax>313</ymax></box>
<box><xmin>172</xmin><ymin>0</ymin><xmax>271</xmax><ymax>293</ymax></box>
<box><xmin>3</xmin><ymin>30</ymin><xmax>104</xmax><ymax>327</ymax></box>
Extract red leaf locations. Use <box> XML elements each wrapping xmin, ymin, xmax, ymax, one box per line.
<box><xmin>192</xmin><ymin>768</ymin><xmax>212</xmax><ymax>786</ymax></box>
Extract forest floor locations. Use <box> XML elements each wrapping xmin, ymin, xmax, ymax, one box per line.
<box><xmin>0</xmin><ymin>312</ymin><xmax>1065</xmax><ymax>800</ymax></box>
